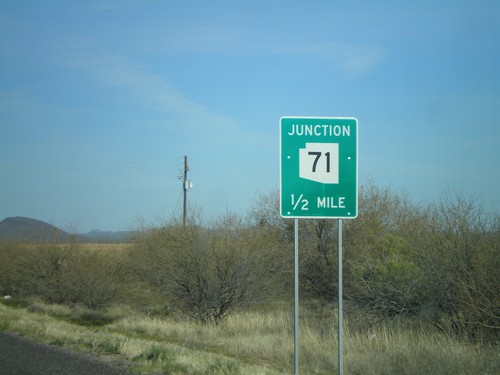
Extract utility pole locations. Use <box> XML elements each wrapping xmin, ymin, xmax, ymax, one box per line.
<box><xmin>182</xmin><ymin>155</ymin><xmax>188</xmax><ymax>227</ymax></box>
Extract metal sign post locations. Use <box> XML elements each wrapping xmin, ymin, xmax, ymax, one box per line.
<box><xmin>280</xmin><ymin>116</ymin><xmax>357</xmax><ymax>375</ymax></box>
<box><xmin>338</xmin><ymin>219</ymin><xmax>343</xmax><ymax>375</ymax></box>
<box><xmin>294</xmin><ymin>218</ymin><xmax>299</xmax><ymax>375</ymax></box>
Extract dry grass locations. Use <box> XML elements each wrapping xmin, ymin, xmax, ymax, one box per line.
<box><xmin>1</xmin><ymin>301</ymin><xmax>498</xmax><ymax>374</ymax></box>
<box><xmin>111</xmin><ymin>308</ymin><xmax>294</xmax><ymax>369</ymax></box>
<box><xmin>0</xmin><ymin>302</ymin><xmax>282</xmax><ymax>374</ymax></box>
<box><xmin>78</xmin><ymin>243</ymin><xmax>133</xmax><ymax>252</ymax></box>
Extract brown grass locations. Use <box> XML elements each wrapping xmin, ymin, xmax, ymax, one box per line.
<box><xmin>1</xmin><ymin>301</ymin><xmax>498</xmax><ymax>375</ymax></box>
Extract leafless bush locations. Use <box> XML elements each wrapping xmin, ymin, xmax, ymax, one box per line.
<box><xmin>130</xmin><ymin>212</ymin><xmax>289</xmax><ymax>323</ymax></box>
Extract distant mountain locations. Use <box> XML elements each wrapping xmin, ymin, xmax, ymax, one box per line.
<box><xmin>0</xmin><ymin>216</ymin><xmax>73</xmax><ymax>242</ymax></box>
<box><xmin>0</xmin><ymin>217</ymin><xmax>135</xmax><ymax>243</ymax></box>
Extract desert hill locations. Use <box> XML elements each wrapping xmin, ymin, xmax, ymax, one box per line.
<box><xmin>0</xmin><ymin>216</ymin><xmax>72</xmax><ymax>242</ymax></box>
<box><xmin>0</xmin><ymin>217</ymin><xmax>134</xmax><ymax>243</ymax></box>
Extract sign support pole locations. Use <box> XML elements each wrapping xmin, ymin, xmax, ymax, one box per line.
<box><xmin>280</xmin><ymin>117</ymin><xmax>357</xmax><ymax>375</ymax></box>
<box><xmin>338</xmin><ymin>219</ymin><xmax>344</xmax><ymax>375</ymax></box>
<box><xmin>294</xmin><ymin>218</ymin><xmax>300</xmax><ymax>375</ymax></box>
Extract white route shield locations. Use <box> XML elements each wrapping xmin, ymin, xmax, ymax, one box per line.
<box><xmin>299</xmin><ymin>143</ymin><xmax>339</xmax><ymax>184</ymax></box>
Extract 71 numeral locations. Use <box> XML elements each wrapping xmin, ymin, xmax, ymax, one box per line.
<box><xmin>308</xmin><ymin>151</ymin><xmax>331</xmax><ymax>173</ymax></box>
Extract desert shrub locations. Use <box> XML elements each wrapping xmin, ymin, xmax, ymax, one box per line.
<box><xmin>0</xmin><ymin>241</ymin><xmax>28</xmax><ymax>296</ymax></box>
<box><xmin>60</xmin><ymin>249</ymin><xmax>123</xmax><ymax>309</ymax></box>
<box><xmin>129</xmin><ymin>212</ymin><xmax>289</xmax><ymax>323</ymax></box>
<box><xmin>349</xmin><ymin>233</ymin><xmax>427</xmax><ymax>317</ymax></box>
<box><xmin>292</xmin><ymin>183</ymin><xmax>419</xmax><ymax>307</ymax></box>
<box><xmin>406</xmin><ymin>193</ymin><xmax>500</xmax><ymax>343</ymax></box>
<box><xmin>249</xmin><ymin>184</ymin><xmax>499</xmax><ymax>343</ymax></box>
<box><xmin>14</xmin><ymin>244</ymin><xmax>69</xmax><ymax>303</ymax></box>
<box><xmin>3</xmin><ymin>241</ymin><xmax>123</xmax><ymax>309</ymax></box>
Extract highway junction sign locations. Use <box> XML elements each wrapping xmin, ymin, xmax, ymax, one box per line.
<box><xmin>280</xmin><ymin>116</ymin><xmax>358</xmax><ymax>219</ymax></box>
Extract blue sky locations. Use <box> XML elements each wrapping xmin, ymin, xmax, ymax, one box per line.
<box><xmin>1</xmin><ymin>0</ymin><xmax>499</xmax><ymax>232</ymax></box>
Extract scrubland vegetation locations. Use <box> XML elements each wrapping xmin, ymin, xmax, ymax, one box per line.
<box><xmin>0</xmin><ymin>182</ymin><xmax>498</xmax><ymax>374</ymax></box>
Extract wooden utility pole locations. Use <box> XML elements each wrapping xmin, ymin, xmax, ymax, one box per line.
<box><xmin>182</xmin><ymin>155</ymin><xmax>188</xmax><ymax>227</ymax></box>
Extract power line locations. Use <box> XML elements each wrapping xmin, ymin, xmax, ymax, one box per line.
<box><xmin>1</xmin><ymin>157</ymin><xmax>184</xmax><ymax>181</ymax></box>
<box><xmin>0</xmin><ymin>157</ymin><xmax>181</xmax><ymax>173</ymax></box>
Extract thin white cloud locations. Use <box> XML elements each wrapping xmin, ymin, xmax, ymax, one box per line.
<box><xmin>66</xmin><ymin>53</ymin><xmax>196</xmax><ymax>111</ymax></box>
<box><xmin>64</xmin><ymin>51</ymin><xmax>222</xmax><ymax>124</ymax></box>
<box><xmin>466</xmin><ymin>136</ymin><xmax>500</xmax><ymax>147</ymax></box>
<box><xmin>276</xmin><ymin>42</ymin><xmax>388</xmax><ymax>78</ymax></box>
<box><xmin>60</xmin><ymin>48</ymin><xmax>270</xmax><ymax>151</ymax></box>
<box><xmin>138</xmin><ymin>23</ymin><xmax>387</xmax><ymax>78</ymax></box>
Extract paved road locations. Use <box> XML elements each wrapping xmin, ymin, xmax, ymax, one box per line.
<box><xmin>0</xmin><ymin>332</ymin><xmax>135</xmax><ymax>375</ymax></box>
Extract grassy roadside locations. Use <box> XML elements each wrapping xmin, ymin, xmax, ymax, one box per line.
<box><xmin>0</xmin><ymin>299</ymin><xmax>498</xmax><ymax>374</ymax></box>
<box><xmin>0</xmin><ymin>300</ymin><xmax>284</xmax><ymax>375</ymax></box>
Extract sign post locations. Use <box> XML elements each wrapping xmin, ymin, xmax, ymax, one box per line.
<box><xmin>294</xmin><ymin>218</ymin><xmax>299</xmax><ymax>374</ymax></box>
<box><xmin>338</xmin><ymin>218</ymin><xmax>343</xmax><ymax>375</ymax></box>
<box><xmin>280</xmin><ymin>116</ymin><xmax>358</xmax><ymax>375</ymax></box>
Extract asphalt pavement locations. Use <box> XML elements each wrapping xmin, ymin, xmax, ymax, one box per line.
<box><xmin>0</xmin><ymin>332</ymin><xmax>135</xmax><ymax>375</ymax></box>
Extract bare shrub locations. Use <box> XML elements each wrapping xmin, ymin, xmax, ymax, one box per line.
<box><xmin>61</xmin><ymin>249</ymin><xmax>123</xmax><ymax>309</ymax></box>
<box><xmin>407</xmin><ymin>192</ymin><xmax>500</xmax><ymax>342</ymax></box>
<box><xmin>130</xmin><ymin>212</ymin><xmax>289</xmax><ymax>323</ymax></box>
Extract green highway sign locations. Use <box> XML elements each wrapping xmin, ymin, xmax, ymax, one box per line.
<box><xmin>280</xmin><ymin>116</ymin><xmax>358</xmax><ymax>219</ymax></box>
